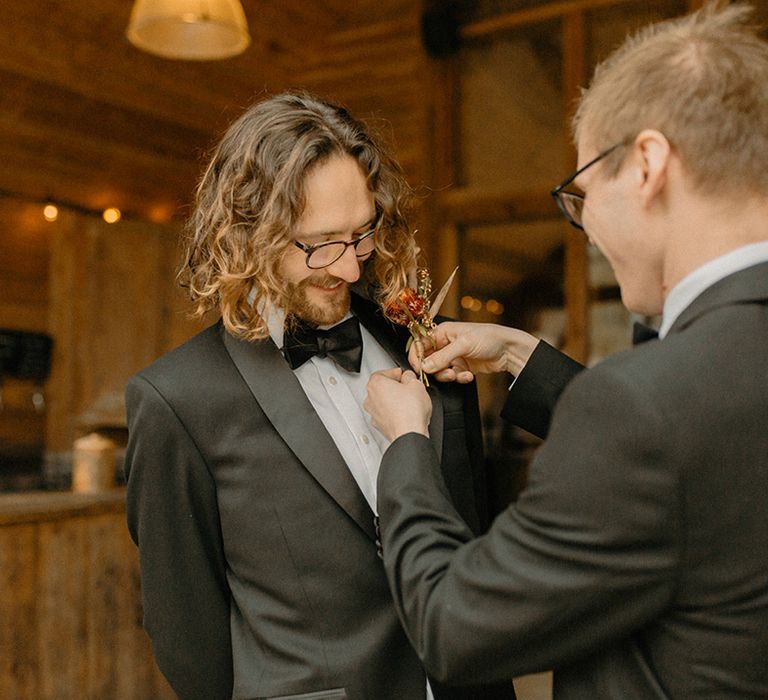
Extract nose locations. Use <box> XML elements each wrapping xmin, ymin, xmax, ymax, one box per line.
<box><xmin>326</xmin><ymin>243</ymin><xmax>361</xmax><ymax>283</ymax></box>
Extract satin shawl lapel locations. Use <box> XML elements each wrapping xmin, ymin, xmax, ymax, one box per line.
<box><xmin>351</xmin><ymin>294</ymin><xmax>444</xmax><ymax>457</ymax></box>
<box><xmin>668</xmin><ymin>261</ymin><xmax>768</xmax><ymax>336</ymax></box>
<box><xmin>223</xmin><ymin>329</ymin><xmax>376</xmax><ymax>542</ymax></box>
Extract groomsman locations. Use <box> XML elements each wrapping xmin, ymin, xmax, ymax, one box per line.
<box><xmin>366</xmin><ymin>4</ymin><xmax>768</xmax><ymax>698</ymax></box>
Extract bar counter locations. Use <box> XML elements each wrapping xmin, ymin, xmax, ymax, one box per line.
<box><xmin>0</xmin><ymin>488</ymin><xmax>173</xmax><ymax>700</ymax></box>
<box><xmin>0</xmin><ymin>488</ymin><xmax>126</xmax><ymax>525</ymax></box>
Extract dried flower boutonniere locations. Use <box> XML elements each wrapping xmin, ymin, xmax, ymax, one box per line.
<box><xmin>384</xmin><ymin>266</ymin><xmax>458</xmax><ymax>386</ymax></box>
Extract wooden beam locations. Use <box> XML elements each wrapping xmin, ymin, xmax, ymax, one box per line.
<box><xmin>562</xmin><ymin>12</ymin><xmax>590</xmax><ymax>363</ymax></box>
<box><xmin>323</xmin><ymin>16</ymin><xmax>419</xmax><ymax>45</ymax></box>
<box><xmin>461</xmin><ymin>0</ymin><xmax>635</xmax><ymax>40</ymax></box>
<box><xmin>425</xmin><ymin>46</ymin><xmax>461</xmax><ymax>317</ymax></box>
<box><xmin>464</xmin><ymin>242</ymin><xmax>540</xmax><ymax>270</ymax></box>
<box><xmin>435</xmin><ymin>189</ymin><xmax>556</xmax><ymax>226</ymax></box>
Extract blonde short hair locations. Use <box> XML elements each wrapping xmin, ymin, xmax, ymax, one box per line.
<box><xmin>574</xmin><ymin>2</ymin><xmax>768</xmax><ymax>195</ymax></box>
<box><xmin>181</xmin><ymin>92</ymin><xmax>416</xmax><ymax>341</ymax></box>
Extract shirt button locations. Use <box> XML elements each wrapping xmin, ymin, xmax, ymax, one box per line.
<box><xmin>328</xmin><ymin>376</ymin><xmax>337</xmax><ymax>386</ymax></box>
<box><xmin>361</xmin><ymin>434</ymin><xmax>370</xmax><ymax>445</ymax></box>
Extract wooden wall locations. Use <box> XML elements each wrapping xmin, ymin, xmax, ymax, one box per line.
<box><xmin>45</xmin><ymin>211</ymin><xmax>207</xmax><ymax>455</ymax></box>
<box><xmin>0</xmin><ymin>200</ymin><xmax>52</xmax><ymax>485</ymax></box>
<box><xmin>1</xmin><ymin>2</ymin><xmax>434</xmax><ymax>474</ymax></box>
<box><xmin>0</xmin><ymin>200</ymin><xmax>49</xmax><ymax>333</ymax></box>
<box><xmin>1</xmin><ymin>0</ymin><xmax>716</xmax><ymax>472</ymax></box>
<box><xmin>296</xmin><ymin>7</ymin><xmax>435</xmax><ymax>262</ymax></box>
<box><xmin>0</xmin><ymin>201</ymin><xmax>208</xmax><ymax>480</ymax></box>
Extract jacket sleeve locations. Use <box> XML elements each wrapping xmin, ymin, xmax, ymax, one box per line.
<box><xmin>124</xmin><ymin>375</ymin><xmax>233</xmax><ymax>700</ymax></box>
<box><xmin>377</xmin><ymin>365</ymin><xmax>679</xmax><ymax>684</ymax></box>
<box><xmin>501</xmin><ymin>341</ymin><xmax>585</xmax><ymax>438</ymax></box>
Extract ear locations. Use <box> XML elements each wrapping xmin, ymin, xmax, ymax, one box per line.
<box><xmin>633</xmin><ymin>129</ymin><xmax>671</xmax><ymax>207</ymax></box>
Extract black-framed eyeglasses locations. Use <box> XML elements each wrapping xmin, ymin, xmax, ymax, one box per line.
<box><xmin>551</xmin><ymin>142</ymin><xmax>624</xmax><ymax>230</ymax></box>
<box><xmin>293</xmin><ymin>227</ymin><xmax>377</xmax><ymax>270</ymax></box>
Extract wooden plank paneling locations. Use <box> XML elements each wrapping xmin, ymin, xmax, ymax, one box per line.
<box><xmin>0</xmin><ymin>69</ymin><xmax>211</xmax><ymax>162</ymax></box>
<box><xmin>46</xmin><ymin>213</ymin><xmax>193</xmax><ymax>448</ymax></box>
<box><xmin>0</xmin><ymin>199</ymin><xmax>50</xmax><ymax>469</ymax></box>
<box><xmin>0</xmin><ymin>494</ymin><xmax>174</xmax><ymax>699</ymax></box>
<box><xmin>85</xmin><ymin>514</ymin><xmax>122</xmax><ymax>697</ymax></box>
<box><xmin>316</xmin><ymin>0</ymin><xmax>418</xmax><ymax>28</ymax></box>
<box><xmin>0</xmin><ymin>525</ymin><xmax>38</xmax><ymax>700</ymax></box>
<box><xmin>296</xmin><ymin>9</ymin><xmax>430</xmax><ymax>240</ymax></box>
<box><xmin>0</xmin><ymin>490</ymin><xmax>174</xmax><ymax>700</ymax></box>
<box><xmin>461</xmin><ymin>0</ymin><xmax>635</xmax><ymax>39</ymax></box>
<box><xmin>0</xmin><ymin>199</ymin><xmax>50</xmax><ymax>332</ymax></box>
<box><xmin>0</xmin><ymin>121</ymin><xmax>200</xmax><ymax>220</ymax></box>
<box><xmin>0</xmin><ymin>0</ymin><xmax>428</xmax><ymax>222</ymax></box>
<box><xmin>37</xmin><ymin>517</ymin><xmax>89</xmax><ymax>699</ymax></box>
<box><xmin>46</xmin><ymin>211</ymin><xmax>88</xmax><ymax>453</ymax></box>
<box><xmin>0</xmin><ymin>2</ymin><xmax>291</xmax><ymax>131</ymax></box>
<box><xmin>0</xmin><ymin>0</ymin><xmax>337</xmax><ymax>221</ymax></box>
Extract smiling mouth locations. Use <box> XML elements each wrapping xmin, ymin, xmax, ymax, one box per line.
<box><xmin>314</xmin><ymin>281</ymin><xmax>344</xmax><ymax>292</ymax></box>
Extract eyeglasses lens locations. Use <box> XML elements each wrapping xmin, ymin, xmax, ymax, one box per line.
<box><xmin>560</xmin><ymin>193</ymin><xmax>584</xmax><ymax>229</ymax></box>
<box><xmin>307</xmin><ymin>233</ymin><xmax>376</xmax><ymax>269</ymax></box>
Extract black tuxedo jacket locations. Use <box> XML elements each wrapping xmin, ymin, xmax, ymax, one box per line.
<box><xmin>377</xmin><ymin>262</ymin><xmax>768</xmax><ymax>699</ymax></box>
<box><xmin>124</xmin><ymin>294</ymin><xmax>514</xmax><ymax>700</ymax></box>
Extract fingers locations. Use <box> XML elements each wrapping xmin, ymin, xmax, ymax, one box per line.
<box><xmin>455</xmin><ymin>370</ymin><xmax>474</xmax><ymax>384</ymax></box>
<box><xmin>368</xmin><ymin>367</ymin><xmax>424</xmax><ymax>389</ymax></box>
<box><xmin>406</xmin><ymin>323</ymin><xmax>474</xmax><ymax>383</ymax></box>
<box><xmin>432</xmin><ymin>367</ymin><xmax>475</xmax><ymax>384</ymax></box>
<box><xmin>407</xmin><ymin>322</ymin><xmax>462</xmax><ymax>370</ymax></box>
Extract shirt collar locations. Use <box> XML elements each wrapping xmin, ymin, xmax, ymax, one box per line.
<box><xmin>659</xmin><ymin>241</ymin><xmax>768</xmax><ymax>338</ymax></box>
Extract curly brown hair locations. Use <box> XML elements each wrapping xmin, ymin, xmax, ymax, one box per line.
<box><xmin>181</xmin><ymin>91</ymin><xmax>417</xmax><ymax>340</ymax></box>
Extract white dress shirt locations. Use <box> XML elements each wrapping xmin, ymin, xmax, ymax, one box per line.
<box><xmin>266</xmin><ymin>307</ymin><xmax>397</xmax><ymax>513</ymax></box>
<box><xmin>659</xmin><ymin>241</ymin><xmax>768</xmax><ymax>338</ymax></box>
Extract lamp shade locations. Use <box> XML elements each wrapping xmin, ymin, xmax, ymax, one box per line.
<box><xmin>126</xmin><ymin>0</ymin><xmax>251</xmax><ymax>61</ymax></box>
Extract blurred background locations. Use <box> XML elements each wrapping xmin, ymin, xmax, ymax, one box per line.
<box><xmin>2</xmin><ymin>0</ymin><xmax>760</xmax><ymax>697</ymax></box>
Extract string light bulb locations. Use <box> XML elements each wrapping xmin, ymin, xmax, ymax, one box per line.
<box><xmin>461</xmin><ymin>295</ymin><xmax>505</xmax><ymax>316</ymax></box>
<box><xmin>103</xmin><ymin>207</ymin><xmax>122</xmax><ymax>224</ymax></box>
<box><xmin>486</xmin><ymin>299</ymin><xmax>504</xmax><ymax>315</ymax></box>
<box><xmin>43</xmin><ymin>203</ymin><xmax>59</xmax><ymax>222</ymax></box>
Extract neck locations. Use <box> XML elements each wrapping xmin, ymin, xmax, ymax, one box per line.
<box><xmin>660</xmin><ymin>191</ymin><xmax>768</xmax><ymax>299</ymax></box>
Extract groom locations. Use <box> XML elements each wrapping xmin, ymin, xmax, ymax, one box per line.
<box><xmin>123</xmin><ymin>92</ymin><xmax>513</xmax><ymax>700</ymax></box>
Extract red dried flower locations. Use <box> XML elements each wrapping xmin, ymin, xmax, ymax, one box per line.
<box><xmin>383</xmin><ymin>266</ymin><xmax>458</xmax><ymax>386</ymax></box>
<box><xmin>385</xmin><ymin>287</ymin><xmax>426</xmax><ymax>326</ymax></box>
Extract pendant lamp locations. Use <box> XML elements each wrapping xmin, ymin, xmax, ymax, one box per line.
<box><xmin>126</xmin><ymin>0</ymin><xmax>251</xmax><ymax>61</ymax></box>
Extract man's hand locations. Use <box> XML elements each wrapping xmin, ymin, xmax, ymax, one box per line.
<box><xmin>365</xmin><ymin>368</ymin><xmax>432</xmax><ymax>442</ymax></box>
<box><xmin>410</xmin><ymin>322</ymin><xmax>540</xmax><ymax>383</ymax></box>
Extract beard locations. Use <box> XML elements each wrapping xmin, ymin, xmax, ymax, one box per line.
<box><xmin>283</xmin><ymin>272</ymin><xmax>351</xmax><ymax>327</ymax></box>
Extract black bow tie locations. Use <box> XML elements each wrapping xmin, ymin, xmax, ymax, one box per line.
<box><xmin>282</xmin><ymin>316</ymin><xmax>363</xmax><ymax>373</ymax></box>
<box><xmin>632</xmin><ymin>321</ymin><xmax>659</xmax><ymax>346</ymax></box>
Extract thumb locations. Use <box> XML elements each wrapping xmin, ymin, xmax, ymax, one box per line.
<box><xmin>400</xmin><ymin>370</ymin><xmax>421</xmax><ymax>385</ymax></box>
